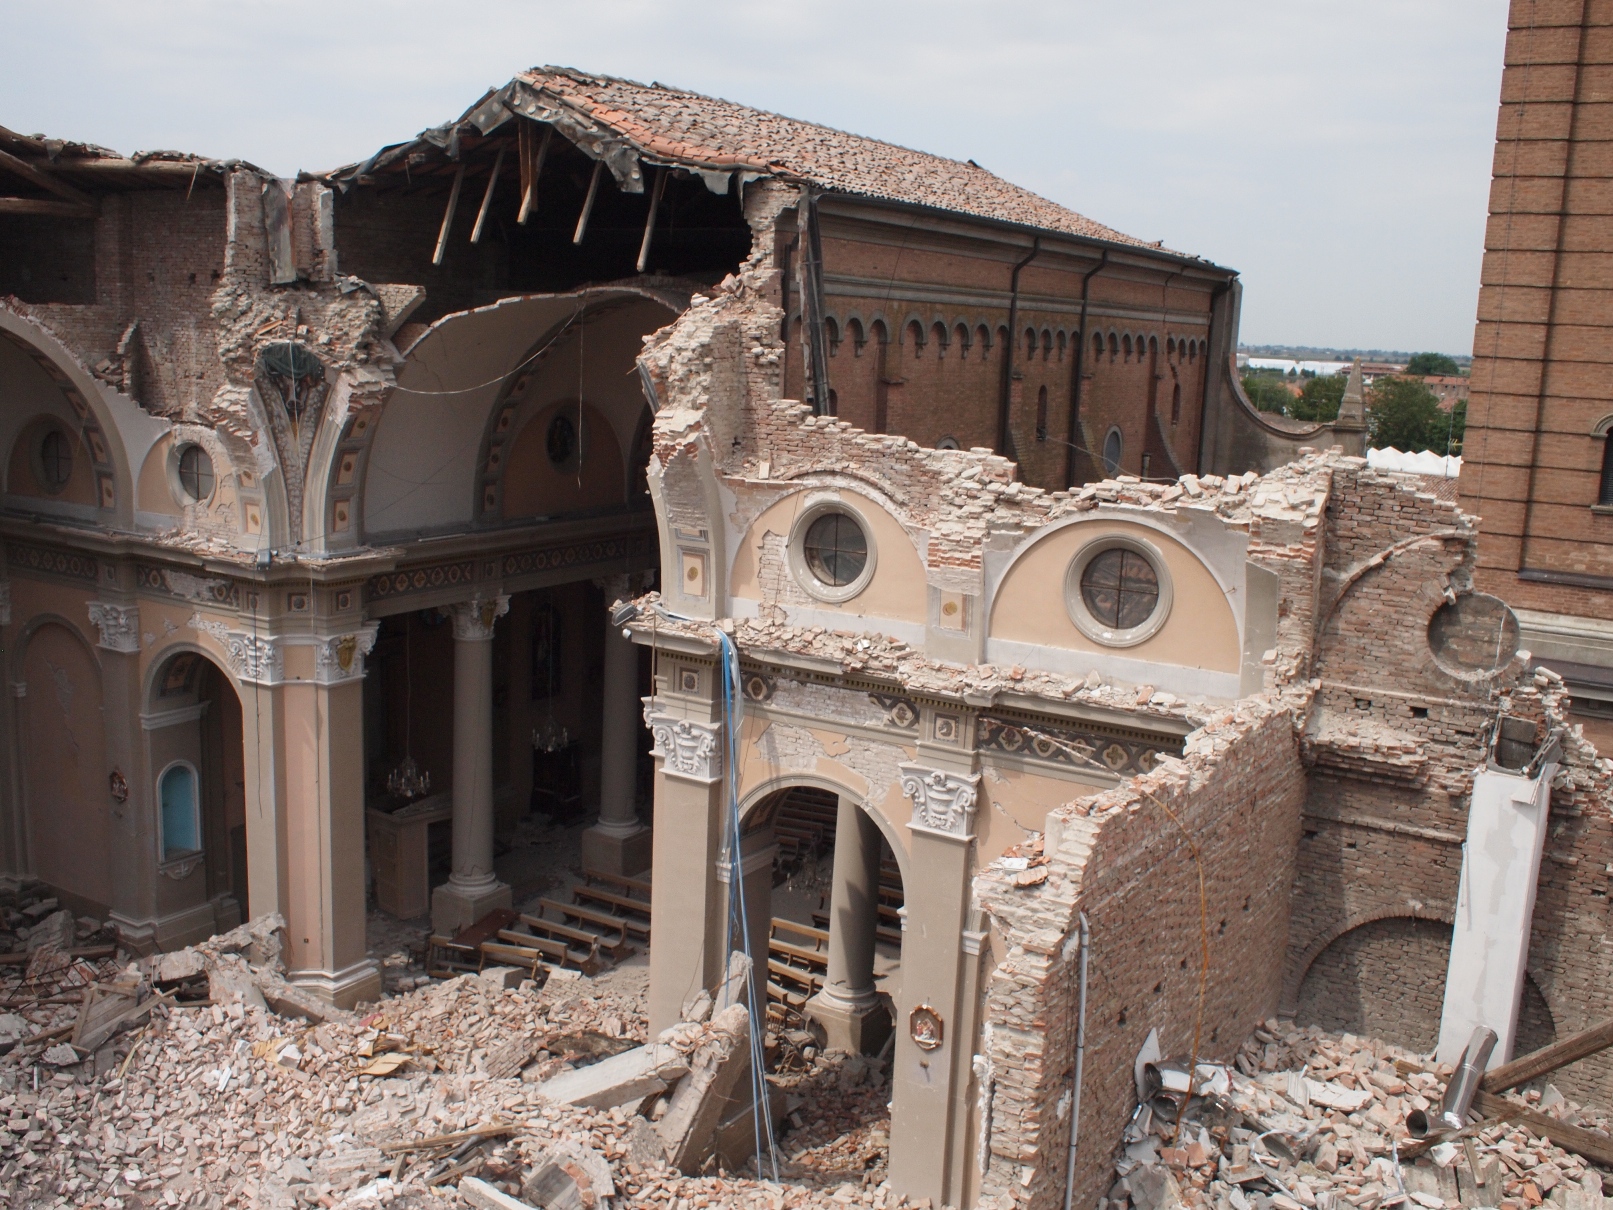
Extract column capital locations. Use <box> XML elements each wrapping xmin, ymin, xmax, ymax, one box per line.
<box><xmin>313</xmin><ymin>622</ymin><xmax>380</xmax><ymax>684</ymax></box>
<box><xmin>87</xmin><ymin>601</ymin><xmax>141</xmax><ymax>653</ymax></box>
<box><xmin>901</xmin><ymin>762</ymin><xmax>980</xmax><ymax>841</ymax></box>
<box><xmin>644</xmin><ymin>701</ymin><xmax>723</xmax><ymax>783</ymax></box>
<box><xmin>449</xmin><ymin>595</ymin><xmax>509</xmax><ymax>642</ymax></box>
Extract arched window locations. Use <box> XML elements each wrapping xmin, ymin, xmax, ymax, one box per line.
<box><xmin>977</xmin><ymin>324</ymin><xmax>991</xmax><ymax>358</ymax></box>
<box><xmin>827</xmin><ymin>388</ymin><xmax>839</xmax><ymax>416</ymax></box>
<box><xmin>1057</xmin><ymin>331</ymin><xmax>1067</xmax><ymax>360</ymax></box>
<box><xmin>1025</xmin><ymin>328</ymin><xmax>1038</xmax><ymax>360</ymax></box>
<box><xmin>1040</xmin><ymin>329</ymin><xmax>1053</xmax><ymax>360</ymax></box>
<box><xmin>159</xmin><ymin>763</ymin><xmax>200</xmax><ymax>859</ymax></box>
<box><xmin>1148</xmin><ymin>334</ymin><xmax>1158</xmax><ymax>357</ymax></box>
<box><xmin>955</xmin><ymin>323</ymin><xmax>970</xmax><ymax>358</ymax></box>
<box><xmin>1188</xmin><ymin>340</ymin><xmax>1198</xmax><ymax>364</ymax></box>
<box><xmin>932</xmin><ymin>321</ymin><xmax>948</xmax><ymax>356</ymax></box>
<box><xmin>1036</xmin><ymin>385</ymin><xmax>1049</xmax><ymax>442</ymax></box>
<box><xmin>871</xmin><ymin>319</ymin><xmax>889</xmax><ymax>348</ymax></box>
<box><xmin>847</xmin><ymin>317</ymin><xmax>865</xmax><ymax>356</ymax></box>
<box><xmin>825</xmin><ymin>316</ymin><xmax>841</xmax><ymax>357</ymax></box>
<box><xmin>997</xmin><ymin>326</ymin><xmax>1010</xmax><ymax>355</ymax></box>
<box><xmin>1171</xmin><ymin>382</ymin><xmax>1182</xmax><ymax>425</ymax></box>
<box><xmin>1093</xmin><ymin>332</ymin><xmax>1105</xmax><ymax>358</ymax></box>
<box><xmin>1108</xmin><ymin>332</ymin><xmax>1120</xmax><ymax>361</ymax></box>
<box><xmin>1167</xmin><ymin>336</ymin><xmax>1176</xmax><ymax>359</ymax></box>
<box><xmin>1123</xmin><ymin>334</ymin><xmax>1133</xmax><ymax>361</ymax></box>
<box><xmin>906</xmin><ymin>320</ymin><xmax>925</xmax><ymax>353</ymax></box>
<box><xmin>1600</xmin><ymin>426</ymin><xmax>1613</xmax><ymax>505</ymax></box>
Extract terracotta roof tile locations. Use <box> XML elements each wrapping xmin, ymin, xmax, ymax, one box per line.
<box><xmin>516</xmin><ymin>68</ymin><xmax>1164</xmax><ymax>251</ymax></box>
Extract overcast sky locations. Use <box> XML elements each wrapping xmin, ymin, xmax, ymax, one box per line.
<box><xmin>3</xmin><ymin>0</ymin><xmax>1509</xmax><ymax>355</ymax></box>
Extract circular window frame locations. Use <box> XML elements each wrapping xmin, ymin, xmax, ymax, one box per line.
<box><xmin>32</xmin><ymin>423</ymin><xmax>74</xmax><ymax>496</ymax></box>
<box><xmin>168</xmin><ymin>441</ymin><xmax>217</xmax><ymax>506</ymax></box>
<box><xmin>787</xmin><ymin>496</ymin><xmax>879</xmax><ymax>604</ymax></box>
<box><xmin>1064</xmin><ymin>533</ymin><xmax>1173</xmax><ymax>648</ymax></box>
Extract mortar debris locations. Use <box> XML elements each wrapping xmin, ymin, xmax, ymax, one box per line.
<box><xmin>0</xmin><ymin>899</ymin><xmax>913</xmax><ymax>1210</ymax></box>
<box><xmin>1111</xmin><ymin>1021</ymin><xmax>1613</xmax><ymax>1210</ymax></box>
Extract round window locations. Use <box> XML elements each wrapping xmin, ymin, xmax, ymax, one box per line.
<box><xmin>546</xmin><ymin>414</ymin><xmax>577</xmax><ymax>466</ymax></box>
<box><xmin>803</xmin><ymin>512</ymin><xmax>868</xmax><ymax>587</ymax></box>
<box><xmin>177</xmin><ymin>444</ymin><xmax>215</xmax><ymax>502</ymax></box>
<box><xmin>1064</xmin><ymin>535</ymin><xmax>1173</xmax><ymax>647</ymax></box>
<box><xmin>39</xmin><ymin>429</ymin><xmax>73</xmax><ymax>494</ymax></box>
<box><xmin>1101</xmin><ymin>428</ymin><xmax>1123</xmax><ymax>475</ymax></box>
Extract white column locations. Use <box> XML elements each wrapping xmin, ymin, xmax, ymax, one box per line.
<box><xmin>807</xmin><ymin>794</ymin><xmax>891</xmax><ymax>1054</ymax></box>
<box><xmin>581</xmin><ymin>596</ymin><xmax>652</xmax><ymax>875</ymax></box>
<box><xmin>432</xmin><ymin>595</ymin><xmax>512</xmax><ymax>935</ymax></box>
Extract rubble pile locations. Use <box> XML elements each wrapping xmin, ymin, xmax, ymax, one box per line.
<box><xmin>0</xmin><ymin>919</ymin><xmax>907</xmax><ymax>1210</ymax></box>
<box><xmin>1110</xmin><ymin>1022</ymin><xmax>1613</xmax><ymax>1210</ymax></box>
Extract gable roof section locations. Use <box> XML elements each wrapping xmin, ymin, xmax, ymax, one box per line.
<box><xmin>333</xmin><ymin>67</ymin><xmax>1179</xmax><ymax>254</ymax></box>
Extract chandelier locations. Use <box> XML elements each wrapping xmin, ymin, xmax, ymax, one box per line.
<box><xmin>532</xmin><ymin>718</ymin><xmax>570</xmax><ymax>754</ymax></box>
<box><xmin>387</xmin><ymin>754</ymin><xmax>431</xmax><ymax>800</ymax></box>
<box><xmin>387</xmin><ymin>612</ymin><xmax>431</xmax><ymax>800</ymax></box>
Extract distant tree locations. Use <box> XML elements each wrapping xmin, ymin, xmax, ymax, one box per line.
<box><xmin>1368</xmin><ymin>376</ymin><xmax>1446</xmax><ymax>451</ymax></box>
<box><xmin>1289</xmin><ymin>374</ymin><xmax>1346</xmax><ymax>422</ymax></box>
<box><xmin>1444</xmin><ymin>397</ymin><xmax>1467</xmax><ymax>456</ymax></box>
<box><xmin>1241</xmin><ymin>372</ymin><xmax>1292</xmax><ymax>415</ymax></box>
<box><xmin>1406</xmin><ymin>352</ymin><xmax>1462</xmax><ymax>377</ymax></box>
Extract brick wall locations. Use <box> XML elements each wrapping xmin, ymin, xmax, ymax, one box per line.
<box><xmin>974</xmin><ymin>699</ymin><xmax>1309</xmax><ymax>1210</ymax></box>
<box><xmin>1462</xmin><ymin>0</ymin><xmax>1613</xmax><ymax>605</ymax></box>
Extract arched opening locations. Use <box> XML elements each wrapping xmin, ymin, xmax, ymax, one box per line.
<box><xmin>1293</xmin><ymin>917</ymin><xmax>1452</xmax><ymax>1051</ymax></box>
<box><xmin>146</xmin><ymin>649</ymin><xmax>250</xmax><ymax>935</ymax></box>
<box><xmin>736</xmin><ymin>783</ymin><xmax>905</xmax><ymax>1180</ymax></box>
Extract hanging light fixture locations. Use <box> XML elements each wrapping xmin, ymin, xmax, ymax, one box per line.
<box><xmin>387</xmin><ymin>612</ymin><xmax>431</xmax><ymax>800</ymax></box>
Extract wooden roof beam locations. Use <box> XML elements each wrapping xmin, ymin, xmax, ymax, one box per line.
<box><xmin>0</xmin><ymin>147</ymin><xmax>94</xmax><ymax>206</ymax></box>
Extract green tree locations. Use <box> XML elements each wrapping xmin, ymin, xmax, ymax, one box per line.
<box><xmin>1368</xmin><ymin>376</ymin><xmax>1447</xmax><ymax>452</ymax></box>
<box><xmin>1406</xmin><ymin>352</ymin><xmax>1461</xmax><ymax>377</ymax></box>
<box><xmin>1289</xmin><ymin>373</ymin><xmax>1346</xmax><ymax>422</ymax></box>
<box><xmin>1241</xmin><ymin>372</ymin><xmax>1292</xmax><ymax>415</ymax></box>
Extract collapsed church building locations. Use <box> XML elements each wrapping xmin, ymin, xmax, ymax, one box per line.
<box><xmin>0</xmin><ymin>57</ymin><xmax>1610</xmax><ymax>1210</ymax></box>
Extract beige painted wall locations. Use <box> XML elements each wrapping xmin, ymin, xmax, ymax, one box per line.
<box><xmin>975</xmin><ymin>762</ymin><xmax>1108</xmax><ymax>858</ymax></box>
<box><xmin>502</xmin><ymin>401</ymin><xmax>624</xmax><ymax>520</ymax></box>
<box><xmin>730</xmin><ymin>490</ymin><xmax>928</xmax><ymax>626</ymax></box>
<box><xmin>8</xmin><ymin>417</ymin><xmax>97</xmax><ymax>505</ymax></box>
<box><xmin>137</xmin><ymin>435</ymin><xmax>181</xmax><ymax>516</ymax></box>
<box><xmin>990</xmin><ymin>518</ymin><xmax>1241</xmax><ymax>674</ymax></box>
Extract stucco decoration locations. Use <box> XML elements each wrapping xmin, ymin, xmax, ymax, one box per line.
<box><xmin>449</xmin><ymin>595</ymin><xmax>510</xmax><ymax>642</ymax></box>
<box><xmin>188</xmin><ymin>613</ymin><xmax>283</xmax><ymax>685</ymax></box>
<box><xmin>159</xmin><ymin>852</ymin><xmax>205</xmax><ymax>881</ymax></box>
<box><xmin>643</xmin><ymin>704</ymin><xmax>722</xmax><ymax>783</ymax></box>
<box><xmin>87</xmin><ymin>602</ymin><xmax>141</xmax><ymax>653</ymax></box>
<box><xmin>901</xmin><ymin>763</ymin><xmax>980</xmax><ymax>839</ymax></box>
<box><xmin>313</xmin><ymin>623</ymin><xmax>381</xmax><ymax>684</ymax></box>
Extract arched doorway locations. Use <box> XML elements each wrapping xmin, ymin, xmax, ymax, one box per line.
<box><xmin>730</xmin><ymin>782</ymin><xmax>907</xmax><ymax>1180</ymax></box>
<box><xmin>146</xmin><ymin>649</ymin><xmax>248</xmax><ymax>935</ymax></box>
<box><xmin>17</xmin><ymin>619</ymin><xmax>112</xmax><ymax>910</ymax></box>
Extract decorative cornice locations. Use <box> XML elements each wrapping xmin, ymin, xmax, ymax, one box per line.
<box><xmin>901</xmin><ymin>762</ymin><xmax>980</xmax><ymax>841</ymax></box>
<box><xmin>644</xmin><ymin>700</ymin><xmax>722</xmax><ymax>783</ymax></box>
<box><xmin>87</xmin><ymin>602</ymin><xmax>141</xmax><ymax>653</ymax></box>
<box><xmin>449</xmin><ymin>595</ymin><xmax>509</xmax><ymax>642</ymax></box>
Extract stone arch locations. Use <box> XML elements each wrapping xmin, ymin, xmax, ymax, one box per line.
<box><xmin>1289</xmin><ymin>912</ymin><xmax>1455</xmax><ymax>1051</ymax></box>
<box><xmin>739</xmin><ymin>772</ymin><xmax>913</xmax><ymax>891</ymax></box>
<box><xmin>1282</xmin><ymin>903</ymin><xmax>1453</xmax><ymax>1014</ymax></box>
<box><xmin>0</xmin><ymin>313</ymin><xmax>132</xmax><ymax>525</ymax></box>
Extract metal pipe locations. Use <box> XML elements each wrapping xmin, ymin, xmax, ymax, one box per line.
<box><xmin>998</xmin><ymin>237</ymin><xmax>1041</xmax><ymax>455</ymax></box>
<box><xmin>572</xmin><ymin>159</ymin><xmax>603</xmax><ymax>245</ymax></box>
<box><xmin>469</xmin><ymin>146</ymin><xmax>505</xmax><ymax>245</ymax></box>
<box><xmin>1063</xmin><ymin>912</ymin><xmax>1091</xmax><ymax>1210</ymax></box>
<box><xmin>431</xmin><ymin>164</ymin><xmax>465</xmax><ymax>266</ymax></box>
<box><xmin>1064</xmin><ymin>250</ymin><xmax>1109</xmax><ymax>487</ymax></box>
<box><xmin>636</xmin><ymin>167</ymin><xmax>667</xmax><ymax>274</ymax></box>
<box><xmin>1408</xmin><ymin>1026</ymin><xmax>1498</xmax><ymax>1137</ymax></box>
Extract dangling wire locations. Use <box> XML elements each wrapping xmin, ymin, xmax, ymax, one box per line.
<box><xmin>716</xmin><ymin>628</ymin><xmax>780</xmax><ymax>1182</ymax></box>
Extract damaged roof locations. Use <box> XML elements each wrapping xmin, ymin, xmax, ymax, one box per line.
<box><xmin>329</xmin><ymin>67</ymin><xmax>1170</xmax><ymax>252</ymax></box>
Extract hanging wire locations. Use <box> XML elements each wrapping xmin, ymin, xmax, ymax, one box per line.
<box><xmin>716</xmin><ymin>627</ymin><xmax>781</xmax><ymax>1182</ymax></box>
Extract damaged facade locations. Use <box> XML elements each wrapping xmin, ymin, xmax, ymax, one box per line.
<box><xmin>0</xmin><ymin>57</ymin><xmax>1609</xmax><ymax>1210</ymax></box>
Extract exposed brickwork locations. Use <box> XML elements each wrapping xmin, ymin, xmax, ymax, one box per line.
<box><xmin>973</xmin><ymin>700</ymin><xmax>1309</xmax><ymax>1210</ymax></box>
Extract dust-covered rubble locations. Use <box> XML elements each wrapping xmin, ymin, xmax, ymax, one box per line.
<box><xmin>1111</xmin><ymin>1022</ymin><xmax>1613</xmax><ymax>1210</ymax></box>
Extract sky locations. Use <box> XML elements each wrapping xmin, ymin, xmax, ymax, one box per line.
<box><xmin>1</xmin><ymin>0</ymin><xmax>1511</xmax><ymax>355</ymax></box>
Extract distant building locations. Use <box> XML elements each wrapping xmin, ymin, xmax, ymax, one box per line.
<box><xmin>1419</xmin><ymin>375</ymin><xmax>1470</xmax><ymax>411</ymax></box>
